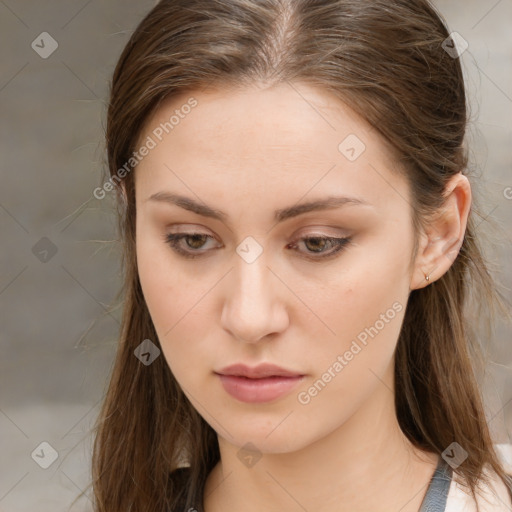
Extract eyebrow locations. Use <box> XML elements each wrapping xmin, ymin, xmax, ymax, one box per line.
<box><xmin>147</xmin><ymin>192</ymin><xmax>369</xmax><ymax>223</ymax></box>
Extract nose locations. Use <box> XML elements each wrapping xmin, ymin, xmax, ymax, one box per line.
<box><xmin>221</xmin><ymin>252</ymin><xmax>289</xmax><ymax>344</ymax></box>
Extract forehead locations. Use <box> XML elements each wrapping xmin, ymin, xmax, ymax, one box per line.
<box><xmin>141</xmin><ymin>82</ymin><xmax>380</xmax><ymax>151</ymax></box>
<box><xmin>134</xmin><ymin>82</ymin><xmax>409</xmax><ymax>214</ymax></box>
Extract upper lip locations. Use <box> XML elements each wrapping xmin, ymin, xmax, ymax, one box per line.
<box><xmin>216</xmin><ymin>363</ymin><xmax>303</xmax><ymax>379</ymax></box>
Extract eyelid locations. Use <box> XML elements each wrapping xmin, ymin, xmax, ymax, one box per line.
<box><xmin>163</xmin><ymin>228</ymin><xmax>352</xmax><ymax>261</ymax></box>
<box><xmin>292</xmin><ymin>225</ymin><xmax>351</xmax><ymax>238</ymax></box>
<box><xmin>165</xmin><ymin>225</ymin><xmax>349</xmax><ymax>243</ymax></box>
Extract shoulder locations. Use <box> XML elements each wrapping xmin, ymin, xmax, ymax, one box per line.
<box><xmin>445</xmin><ymin>444</ymin><xmax>512</xmax><ymax>512</ymax></box>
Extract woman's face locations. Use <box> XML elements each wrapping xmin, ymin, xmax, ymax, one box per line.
<box><xmin>134</xmin><ymin>82</ymin><xmax>421</xmax><ymax>453</ymax></box>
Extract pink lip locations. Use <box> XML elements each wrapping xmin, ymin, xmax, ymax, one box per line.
<box><xmin>215</xmin><ymin>364</ymin><xmax>305</xmax><ymax>403</ymax></box>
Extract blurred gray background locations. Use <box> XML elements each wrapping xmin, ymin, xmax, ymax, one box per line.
<box><xmin>0</xmin><ymin>1</ymin><xmax>511</xmax><ymax>510</ymax></box>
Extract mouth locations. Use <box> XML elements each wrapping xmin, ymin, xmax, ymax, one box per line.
<box><xmin>215</xmin><ymin>363</ymin><xmax>305</xmax><ymax>403</ymax></box>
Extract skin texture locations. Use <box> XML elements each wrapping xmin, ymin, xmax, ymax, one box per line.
<box><xmin>133</xmin><ymin>82</ymin><xmax>471</xmax><ymax>512</ymax></box>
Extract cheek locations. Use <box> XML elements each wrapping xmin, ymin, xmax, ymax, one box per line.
<box><xmin>136</xmin><ymin>231</ymin><xmax>176</xmax><ymax>320</ymax></box>
<box><xmin>302</xmin><ymin>282</ymin><xmax>405</xmax><ymax>383</ymax></box>
<box><xmin>136</xmin><ymin>231</ymin><xmax>215</xmax><ymax>380</ymax></box>
<box><xmin>300</xmin><ymin>249</ymin><xmax>409</xmax><ymax>341</ymax></box>
<box><xmin>292</xmin><ymin>233</ymin><xmax>411</xmax><ymax>383</ymax></box>
<box><xmin>292</xmin><ymin>273</ymin><xmax>407</xmax><ymax>430</ymax></box>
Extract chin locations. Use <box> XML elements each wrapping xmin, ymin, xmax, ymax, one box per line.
<box><xmin>213</xmin><ymin>413</ymin><xmax>317</xmax><ymax>454</ymax></box>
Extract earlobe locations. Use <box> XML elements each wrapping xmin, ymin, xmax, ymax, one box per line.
<box><xmin>410</xmin><ymin>173</ymin><xmax>472</xmax><ymax>291</ymax></box>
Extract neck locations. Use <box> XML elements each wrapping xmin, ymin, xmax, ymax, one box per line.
<box><xmin>203</xmin><ymin>366</ymin><xmax>439</xmax><ymax>512</ymax></box>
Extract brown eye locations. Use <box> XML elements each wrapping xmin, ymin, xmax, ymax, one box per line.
<box><xmin>164</xmin><ymin>231</ymin><xmax>351</xmax><ymax>262</ymax></box>
<box><xmin>185</xmin><ymin>234</ymin><xmax>209</xmax><ymax>249</ymax></box>
<box><xmin>288</xmin><ymin>235</ymin><xmax>352</xmax><ymax>261</ymax></box>
<box><xmin>164</xmin><ymin>232</ymin><xmax>220</xmax><ymax>259</ymax></box>
<box><xmin>303</xmin><ymin>237</ymin><xmax>329</xmax><ymax>253</ymax></box>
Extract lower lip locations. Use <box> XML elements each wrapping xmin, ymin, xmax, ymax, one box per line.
<box><xmin>217</xmin><ymin>374</ymin><xmax>304</xmax><ymax>403</ymax></box>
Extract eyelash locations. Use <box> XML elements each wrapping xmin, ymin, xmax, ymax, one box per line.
<box><xmin>163</xmin><ymin>232</ymin><xmax>351</xmax><ymax>261</ymax></box>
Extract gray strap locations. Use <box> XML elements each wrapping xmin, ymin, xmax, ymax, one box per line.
<box><xmin>419</xmin><ymin>457</ymin><xmax>453</xmax><ymax>512</ymax></box>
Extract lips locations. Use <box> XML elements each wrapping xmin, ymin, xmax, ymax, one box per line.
<box><xmin>216</xmin><ymin>363</ymin><xmax>303</xmax><ymax>379</ymax></box>
<box><xmin>215</xmin><ymin>363</ymin><xmax>305</xmax><ymax>403</ymax></box>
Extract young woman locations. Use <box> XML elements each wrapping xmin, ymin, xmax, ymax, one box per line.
<box><xmin>89</xmin><ymin>0</ymin><xmax>512</xmax><ymax>510</ymax></box>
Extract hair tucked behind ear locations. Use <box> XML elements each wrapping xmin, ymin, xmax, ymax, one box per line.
<box><xmin>85</xmin><ymin>1</ymin><xmax>512</xmax><ymax>510</ymax></box>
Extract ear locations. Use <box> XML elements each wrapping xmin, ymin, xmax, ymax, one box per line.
<box><xmin>410</xmin><ymin>172</ymin><xmax>472</xmax><ymax>290</ymax></box>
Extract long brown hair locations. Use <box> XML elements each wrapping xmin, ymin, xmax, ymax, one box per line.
<box><xmin>86</xmin><ymin>1</ymin><xmax>512</xmax><ymax>510</ymax></box>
